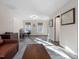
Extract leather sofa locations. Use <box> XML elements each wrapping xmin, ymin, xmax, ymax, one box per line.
<box><xmin>0</xmin><ymin>32</ymin><xmax>18</xmax><ymax>39</ymax></box>
<box><xmin>0</xmin><ymin>39</ymin><xmax>18</xmax><ymax>59</ymax></box>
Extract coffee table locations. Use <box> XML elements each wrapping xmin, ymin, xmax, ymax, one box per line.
<box><xmin>22</xmin><ymin>44</ymin><xmax>51</xmax><ymax>59</ymax></box>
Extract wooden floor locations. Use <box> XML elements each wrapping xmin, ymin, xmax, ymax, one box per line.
<box><xmin>22</xmin><ymin>44</ymin><xmax>51</xmax><ymax>59</ymax></box>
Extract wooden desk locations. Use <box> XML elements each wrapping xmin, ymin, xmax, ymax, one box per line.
<box><xmin>22</xmin><ymin>44</ymin><xmax>51</xmax><ymax>59</ymax></box>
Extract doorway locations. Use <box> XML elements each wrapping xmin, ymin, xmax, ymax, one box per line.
<box><xmin>54</xmin><ymin>16</ymin><xmax>61</xmax><ymax>45</ymax></box>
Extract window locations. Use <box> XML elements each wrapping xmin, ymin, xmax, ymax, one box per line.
<box><xmin>25</xmin><ymin>22</ymin><xmax>31</xmax><ymax>31</ymax></box>
<box><xmin>37</xmin><ymin>23</ymin><xmax>43</xmax><ymax>33</ymax></box>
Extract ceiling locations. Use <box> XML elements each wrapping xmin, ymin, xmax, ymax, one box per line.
<box><xmin>0</xmin><ymin>0</ymin><xmax>71</xmax><ymax>19</ymax></box>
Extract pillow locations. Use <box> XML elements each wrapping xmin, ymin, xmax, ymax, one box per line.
<box><xmin>0</xmin><ymin>39</ymin><xmax>3</xmax><ymax>45</ymax></box>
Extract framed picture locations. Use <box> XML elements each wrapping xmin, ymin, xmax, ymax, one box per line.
<box><xmin>61</xmin><ymin>8</ymin><xmax>75</xmax><ymax>25</ymax></box>
<box><xmin>49</xmin><ymin>19</ymin><xmax>53</xmax><ymax>27</ymax></box>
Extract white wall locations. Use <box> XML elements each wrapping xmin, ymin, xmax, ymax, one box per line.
<box><xmin>0</xmin><ymin>4</ymin><xmax>24</xmax><ymax>34</ymax></box>
<box><xmin>48</xmin><ymin>27</ymin><xmax>54</xmax><ymax>40</ymax></box>
<box><xmin>13</xmin><ymin>17</ymin><xmax>23</xmax><ymax>33</ymax></box>
<box><xmin>52</xmin><ymin>0</ymin><xmax>77</xmax><ymax>55</ymax></box>
<box><xmin>0</xmin><ymin>4</ymin><xmax>14</xmax><ymax>34</ymax></box>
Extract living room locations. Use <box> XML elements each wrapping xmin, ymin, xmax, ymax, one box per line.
<box><xmin>0</xmin><ymin>0</ymin><xmax>78</xmax><ymax>59</ymax></box>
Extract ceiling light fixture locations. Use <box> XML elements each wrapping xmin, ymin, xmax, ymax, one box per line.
<box><xmin>30</xmin><ymin>15</ymin><xmax>38</xmax><ymax>19</ymax></box>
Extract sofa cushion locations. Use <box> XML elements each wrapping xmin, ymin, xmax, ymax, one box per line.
<box><xmin>0</xmin><ymin>43</ymin><xmax>17</xmax><ymax>57</ymax></box>
<box><xmin>0</xmin><ymin>39</ymin><xmax>3</xmax><ymax>45</ymax></box>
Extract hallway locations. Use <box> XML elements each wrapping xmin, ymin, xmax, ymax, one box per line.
<box><xmin>13</xmin><ymin>37</ymin><xmax>76</xmax><ymax>59</ymax></box>
<box><xmin>0</xmin><ymin>0</ymin><xmax>77</xmax><ymax>59</ymax></box>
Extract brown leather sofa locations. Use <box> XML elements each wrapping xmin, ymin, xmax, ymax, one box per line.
<box><xmin>0</xmin><ymin>39</ymin><xmax>18</xmax><ymax>59</ymax></box>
